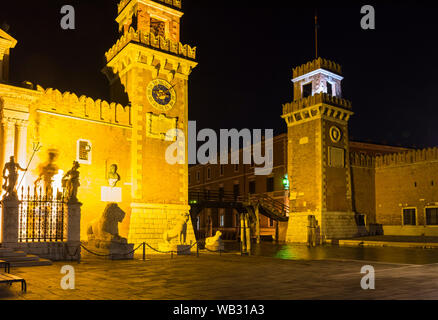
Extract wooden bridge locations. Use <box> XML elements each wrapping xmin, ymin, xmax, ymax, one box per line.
<box><xmin>188</xmin><ymin>189</ymin><xmax>289</xmax><ymax>241</ymax></box>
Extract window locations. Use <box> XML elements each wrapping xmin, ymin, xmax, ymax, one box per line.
<box><xmin>234</xmin><ymin>164</ymin><xmax>239</xmax><ymax>172</ymax></box>
<box><xmin>219</xmin><ymin>187</ymin><xmax>224</xmax><ymax>200</ymax></box>
<box><xmin>266</xmin><ymin>177</ymin><xmax>274</xmax><ymax>192</ymax></box>
<box><xmin>249</xmin><ymin>181</ymin><xmax>256</xmax><ymax>194</ymax></box>
<box><xmin>207</xmin><ymin>167</ymin><xmax>211</xmax><ymax>180</ymax></box>
<box><xmin>302</xmin><ymin>83</ymin><xmax>312</xmax><ymax>98</ymax></box>
<box><xmin>77</xmin><ymin>139</ymin><xmax>92</xmax><ymax>165</ymax></box>
<box><xmin>269</xmin><ymin>218</ymin><xmax>274</xmax><ymax>227</ymax></box>
<box><xmin>403</xmin><ymin>208</ymin><xmax>416</xmax><ymax>226</ymax></box>
<box><xmin>233</xmin><ymin>184</ymin><xmax>240</xmax><ymax>198</ymax></box>
<box><xmin>196</xmin><ymin>171</ymin><xmax>200</xmax><ymax>182</ymax></box>
<box><xmin>327</xmin><ymin>82</ymin><xmax>333</xmax><ymax>96</ymax></box>
<box><xmin>426</xmin><ymin>208</ymin><xmax>438</xmax><ymax>225</ymax></box>
<box><xmin>196</xmin><ymin>216</ymin><xmax>200</xmax><ymax>230</ymax></box>
<box><xmin>150</xmin><ymin>18</ymin><xmax>165</xmax><ymax>37</ymax></box>
<box><xmin>220</xmin><ymin>165</ymin><xmax>224</xmax><ymax>176</ymax></box>
<box><xmin>220</xmin><ymin>214</ymin><xmax>225</xmax><ymax>227</ymax></box>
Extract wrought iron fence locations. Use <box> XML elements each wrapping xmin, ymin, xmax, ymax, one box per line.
<box><xmin>18</xmin><ymin>187</ymin><xmax>66</xmax><ymax>243</ymax></box>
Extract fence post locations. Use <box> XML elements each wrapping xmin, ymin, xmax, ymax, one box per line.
<box><xmin>65</xmin><ymin>201</ymin><xmax>82</xmax><ymax>261</ymax></box>
<box><xmin>1</xmin><ymin>198</ymin><xmax>20</xmax><ymax>249</ymax></box>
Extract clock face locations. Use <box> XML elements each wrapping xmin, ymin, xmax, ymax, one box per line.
<box><xmin>147</xmin><ymin>79</ymin><xmax>177</xmax><ymax>112</ymax></box>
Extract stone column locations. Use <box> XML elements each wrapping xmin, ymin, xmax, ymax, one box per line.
<box><xmin>1</xmin><ymin>198</ymin><xmax>20</xmax><ymax>249</ymax></box>
<box><xmin>4</xmin><ymin>119</ymin><xmax>15</xmax><ymax>164</ymax></box>
<box><xmin>64</xmin><ymin>202</ymin><xmax>82</xmax><ymax>261</ymax></box>
<box><xmin>14</xmin><ymin>121</ymin><xmax>28</xmax><ymax>168</ymax></box>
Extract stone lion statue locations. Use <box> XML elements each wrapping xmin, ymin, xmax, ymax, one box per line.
<box><xmin>87</xmin><ymin>203</ymin><xmax>127</xmax><ymax>244</ymax></box>
<box><xmin>206</xmin><ymin>231</ymin><xmax>222</xmax><ymax>246</ymax></box>
<box><xmin>163</xmin><ymin>212</ymin><xmax>190</xmax><ymax>245</ymax></box>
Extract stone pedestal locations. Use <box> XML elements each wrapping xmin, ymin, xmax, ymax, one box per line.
<box><xmin>66</xmin><ymin>202</ymin><xmax>82</xmax><ymax>243</ymax></box>
<box><xmin>286</xmin><ymin>211</ymin><xmax>359</xmax><ymax>243</ymax></box>
<box><xmin>205</xmin><ymin>242</ymin><xmax>224</xmax><ymax>252</ymax></box>
<box><xmin>83</xmin><ymin>240</ymin><xmax>134</xmax><ymax>260</ymax></box>
<box><xmin>128</xmin><ymin>203</ymin><xmax>197</xmax><ymax>254</ymax></box>
<box><xmin>1</xmin><ymin>197</ymin><xmax>19</xmax><ymax>249</ymax></box>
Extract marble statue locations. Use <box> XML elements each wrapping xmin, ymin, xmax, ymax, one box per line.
<box><xmin>87</xmin><ymin>203</ymin><xmax>127</xmax><ymax>244</ymax></box>
<box><xmin>163</xmin><ymin>212</ymin><xmax>190</xmax><ymax>245</ymax></box>
<box><xmin>205</xmin><ymin>231</ymin><xmax>224</xmax><ymax>251</ymax></box>
<box><xmin>108</xmin><ymin>164</ymin><xmax>121</xmax><ymax>188</ymax></box>
<box><xmin>62</xmin><ymin>161</ymin><xmax>80</xmax><ymax>202</ymax></box>
<box><xmin>2</xmin><ymin>156</ymin><xmax>25</xmax><ymax>200</ymax></box>
<box><xmin>34</xmin><ymin>150</ymin><xmax>59</xmax><ymax>192</ymax></box>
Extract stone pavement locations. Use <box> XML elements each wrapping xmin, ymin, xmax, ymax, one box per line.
<box><xmin>1</xmin><ymin>252</ymin><xmax>438</xmax><ymax>300</ymax></box>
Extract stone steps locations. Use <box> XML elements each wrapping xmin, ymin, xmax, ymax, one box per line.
<box><xmin>0</xmin><ymin>247</ymin><xmax>53</xmax><ymax>268</ymax></box>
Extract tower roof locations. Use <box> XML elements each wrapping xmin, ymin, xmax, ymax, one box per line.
<box><xmin>0</xmin><ymin>28</ymin><xmax>17</xmax><ymax>50</ymax></box>
<box><xmin>118</xmin><ymin>0</ymin><xmax>182</xmax><ymax>13</ymax></box>
<box><xmin>293</xmin><ymin>57</ymin><xmax>342</xmax><ymax>79</ymax></box>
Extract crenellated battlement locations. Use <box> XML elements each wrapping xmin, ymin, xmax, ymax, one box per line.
<box><xmin>350</xmin><ymin>147</ymin><xmax>438</xmax><ymax>168</ymax></box>
<box><xmin>375</xmin><ymin>147</ymin><xmax>438</xmax><ymax>168</ymax></box>
<box><xmin>105</xmin><ymin>27</ymin><xmax>196</xmax><ymax>63</ymax></box>
<box><xmin>350</xmin><ymin>152</ymin><xmax>375</xmax><ymax>168</ymax></box>
<box><xmin>33</xmin><ymin>86</ymin><xmax>132</xmax><ymax>128</ymax></box>
<box><xmin>293</xmin><ymin>57</ymin><xmax>342</xmax><ymax>79</ymax></box>
<box><xmin>282</xmin><ymin>92</ymin><xmax>352</xmax><ymax>115</ymax></box>
<box><xmin>118</xmin><ymin>0</ymin><xmax>182</xmax><ymax>14</ymax></box>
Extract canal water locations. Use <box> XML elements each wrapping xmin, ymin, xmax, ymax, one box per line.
<box><xmin>224</xmin><ymin>241</ymin><xmax>438</xmax><ymax>265</ymax></box>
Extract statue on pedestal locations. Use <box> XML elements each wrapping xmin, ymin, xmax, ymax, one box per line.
<box><xmin>62</xmin><ymin>161</ymin><xmax>80</xmax><ymax>203</ymax></box>
<box><xmin>108</xmin><ymin>164</ymin><xmax>121</xmax><ymax>188</ymax></box>
<box><xmin>163</xmin><ymin>212</ymin><xmax>190</xmax><ymax>246</ymax></box>
<box><xmin>2</xmin><ymin>156</ymin><xmax>25</xmax><ymax>200</ymax></box>
<box><xmin>34</xmin><ymin>150</ymin><xmax>59</xmax><ymax>195</ymax></box>
<box><xmin>85</xmin><ymin>203</ymin><xmax>134</xmax><ymax>260</ymax></box>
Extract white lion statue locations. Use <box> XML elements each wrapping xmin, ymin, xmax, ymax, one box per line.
<box><xmin>205</xmin><ymin>231</ymin><xmax>224</xmax><ymax>251</ymax></box>
<box><xmin>87</xmin><ymin>203</ymin><xmax>127</xmax><ymax>244</ymax></box>
<box><xmin>163</xmin><ymin>212</ymin><xmax>190</xmax><ymax>245</ymax></box>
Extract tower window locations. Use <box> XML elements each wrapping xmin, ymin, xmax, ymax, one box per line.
<box><xmin>327</xmin><ymin>82</ymin><xmax>333</xmax><ymax>96</ymax></box>
<box><xmin>302</xmin><ymin>83</ymin><xmax>312</xmax><ymax>98</ymax></box>
<box><xmin>150</xmin><ymin>18</ymin><xmax>165</xmax><ymax>37</ymax></box>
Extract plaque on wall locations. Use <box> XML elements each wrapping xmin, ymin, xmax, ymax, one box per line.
<box><xmin>145</xmin><ymin>112</ymin><xmax>178</xmax><ymax>141</ymax></box>
<box><xmin>328</xmin><ymin>147</ymin><xmax>345</xmax><ymax>168</ymax></box>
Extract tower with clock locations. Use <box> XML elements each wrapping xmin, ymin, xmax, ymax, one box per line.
<box><xmin>282</xmin><ymin>58</ymin><xmax>360</xmax><ymax>243</ymax></box>
<box><xmin>103</xmin><ymin>0</ymin><xmax>198</xmax><ymax>250</ymax></box>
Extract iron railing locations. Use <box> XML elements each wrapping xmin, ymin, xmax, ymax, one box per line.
<box><xmin>18</xmin><ymin>187</ymin><xmax>66</xmax><ymax>243</ymax></box>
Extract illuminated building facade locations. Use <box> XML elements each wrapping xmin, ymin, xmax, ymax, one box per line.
<box><xmin>0</xmin><ymin>0</ymin><xmax>198</xmax><ymax>249</ymax></box>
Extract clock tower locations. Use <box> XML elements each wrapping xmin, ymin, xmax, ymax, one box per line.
<box><xmin>103</xmin><ymin>0</ymin><xmax>198</xmax><ymax>249</ymax></box>
<box><xmin>282</xmin><ymin>58</ymin><xmax>359</xmax><ymax>243</ymax></box>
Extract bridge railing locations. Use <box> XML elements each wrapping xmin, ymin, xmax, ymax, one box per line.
<box><xmin>246</xmin><ymin>193</ymin><xmax>289</xmax><ymax>218</ymax></box>
<box><xmin>189</xmin><ymin>189</ymin><xmax>244</xmax><ymax>204</ymax></box>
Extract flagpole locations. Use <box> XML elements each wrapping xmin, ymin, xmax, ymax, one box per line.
<box><xmin>315</xmin><ymin>9</ymin><xmax>318</xmax><ymax>59</ymax></box>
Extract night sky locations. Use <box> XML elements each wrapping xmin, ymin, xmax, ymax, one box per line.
<box><xmin>1</xmin><ymin>0</ymin><xmax>437</xmax><ymax>148</ymax></box>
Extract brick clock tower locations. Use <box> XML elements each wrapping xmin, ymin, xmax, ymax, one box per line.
<box><xmin>282</xmin><ymin>58</ymin><xmax>359</xmax><ymax>243</ymax></box>
<box><xmin>103</xmin><ymin>0</ymin><xmax>198</xmax><ymax>249</ymax></box>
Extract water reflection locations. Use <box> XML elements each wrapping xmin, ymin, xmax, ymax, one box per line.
<box><xmin>224</xmin><ymin>241</ymin><xmax>438</xmax><ymax>265</ymax></box>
